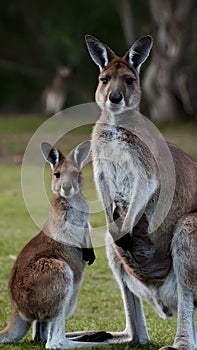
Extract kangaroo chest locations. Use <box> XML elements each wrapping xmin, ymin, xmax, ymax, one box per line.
<box><xmin>93</xmin><ymin>125</ymin><xmax>138</xmax><ymax>208</ymax></box>
<box><xmin>93</xmin><ymin>124</ymin><xmax>154</xmax><ymax>214</ymax></box>
<box><xmin>92</xmin><ymin>124</ymin><xmax>171</xmax><ymax>284</ymax></box>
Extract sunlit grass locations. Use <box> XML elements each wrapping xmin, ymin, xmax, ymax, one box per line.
<box><xmin>0</xmin><ymin>116</ymin><xmax>196</xmax><ymax>349</ymax></box>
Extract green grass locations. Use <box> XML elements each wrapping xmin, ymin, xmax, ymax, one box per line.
<box><xmin>159</xmin><ymin>121</ymin><xmax>197</xmax><ymax>160</ymax></box>
<box><xmin>0</xmin><ymin>115</ymin><xmax>197</xmax><ymax>350</ymax></box>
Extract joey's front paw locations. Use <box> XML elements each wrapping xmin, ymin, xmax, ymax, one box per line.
<box><xmin>115</xmin><ymin>232</ymin><xmax>132</xmax><ymax>251</ymax></box>
<box><xmin>82</xmin><ymin>248</ymin><xmax>96</xmax><ymax>265</ymax></box>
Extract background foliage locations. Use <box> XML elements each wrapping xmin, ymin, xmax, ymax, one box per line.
<box><xmin>1</xmin><ymin>0</ymin><xmax>197</xmax><ymax>121</ymax></box>
<box><xmin>0</xmin><ymin>0</ymin><xmax>125</xmax><ymax>111</ymax></box>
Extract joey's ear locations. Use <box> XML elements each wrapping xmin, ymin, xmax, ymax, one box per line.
<box><xmin>41</xmin><ymin>142</ymin><xmax>64</xmax><ymax>169</ymax></box>
<box><xmin>70</xmin><ymin>140</ymin><xmax>91</xmax><ymax>170</ymax></box>
<box><xmin>124</xmin><ymin>35</ymin><xmax>153</xmax><ymax>72</ymax></box>
<box><xmin>85</xmin><ymin>35</ymin><xmax>116</xmax><ymax>72</ymax></box>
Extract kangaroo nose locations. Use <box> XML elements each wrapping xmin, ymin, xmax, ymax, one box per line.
<box><xmin>109</xmin><ymin>91</ymin><xmax>123</xmax><ymax>104</ymax></box>
<box><xmin>62</xmin><ymin>182</ymin><xmax>72</xmax><ymax>195</ymax></box>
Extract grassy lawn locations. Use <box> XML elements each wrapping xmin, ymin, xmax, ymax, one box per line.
<box><xmin>0</xmin><ymin>115</ymin><xmax>196</xmax><ymax>350</ymax></box>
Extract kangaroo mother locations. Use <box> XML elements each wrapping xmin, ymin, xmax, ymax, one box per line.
<box><xmin>86</xmin><ymin>35</ymin><xmax>197</xmax><ymax>350</ymax></box>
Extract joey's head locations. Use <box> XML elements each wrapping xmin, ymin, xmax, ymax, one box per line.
<box><xmin>41</xmin><ymin>140</ymin><xmax>91</xmax><ymax>198</ymax></box>
<box><xmin>85</xmin><ymin>35</ymin><xmax>152</xmax><ymax>113</ymax></box>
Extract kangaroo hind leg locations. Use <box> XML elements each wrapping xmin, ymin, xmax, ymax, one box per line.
<box><xmin>161</xmin><ymin>213</ymin><xmax>197</xmax><ymax>350</ymax></box>
<box><xmin>105</xmin><ymin>239</ymin><xmax>149</xmax><ymax>345</ymax></box>
<box><xmin>0</xmin><ymin>305</ymin><xmax>31</xmax><ymax>343</ymax></box>
<box><xmin>32</xmin><ymin>320</ymin><xmax>49</xmax><ymax>342</ymax></box>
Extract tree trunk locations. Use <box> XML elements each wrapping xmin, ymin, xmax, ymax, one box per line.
<box><xmin>143</xmin><ymin>0</ymin><xmax>195</xmax><ymax>122</ymax></box>
<box><xmin>117</xmin><ymin>0</ymin><xmax>136</xmax><ymax>46</ymax></box>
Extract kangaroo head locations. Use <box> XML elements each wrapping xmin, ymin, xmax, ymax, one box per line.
<box><xmin>85</xmin><ymin>35</ymin><xmax>152</xmax><ymax>112</ymax></box>
<box><xmin>41</xmin><ymin>140</ymin><xmax>91</xmax><ymax>198</ymax></box>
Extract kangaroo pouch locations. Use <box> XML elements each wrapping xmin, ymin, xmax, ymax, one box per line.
<box><xmin>114</xmin><ymin>215</ymin><xmax>172</xmax><ymax>286</ymax></box>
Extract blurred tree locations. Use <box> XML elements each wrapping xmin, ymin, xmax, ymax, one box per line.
<box><xmin>116</xmin><ymin>0</ymin><xmax>197</xmax><ymax>122</ymax></box>
<box><xmin>143</xmin><ymin>0</ymin><xmax>197</xmax><ymax>122</ymax></box>
<box><xmin>117</xmin><ymin>0</ymin><xmax>135</xmax><ymax>45</ymax></box>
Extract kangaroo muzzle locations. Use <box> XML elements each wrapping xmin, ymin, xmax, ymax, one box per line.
<box><xmin>62</xmin><ymin>181</ymin><xmax>73</xmax><ymax>197</ymax></box>
<box><xmin>109</xmin><ymin>90</ymin><xmax>123</xmax><ymax>104</ymax></box>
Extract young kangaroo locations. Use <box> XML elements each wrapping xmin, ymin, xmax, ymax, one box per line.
<box><xmin>0</xmin><ymin>140</ymin><xmax>97</xmax><ymax>349</ymax></box>
<box><xmin>85</xmin><ymin>35</ymin><xmax>197</xmax><ymax>350</ymax></box>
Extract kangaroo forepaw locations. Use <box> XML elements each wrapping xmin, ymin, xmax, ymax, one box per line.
<box><xmin>82</xmin><ymin>248</ymin><xmax>96</xmax><ymax>265</ymax></box>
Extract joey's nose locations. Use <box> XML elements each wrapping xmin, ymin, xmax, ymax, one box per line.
<box><xmin>62</xmin><ymin>182</ymin><xmax>72</xmax><ymax>195</ymax></box>
<box><xmin>109</xmin><ymin>91</ymin><xmax>123</xmax><ymax>104</ymax></box>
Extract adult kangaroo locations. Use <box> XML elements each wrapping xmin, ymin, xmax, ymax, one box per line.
<box><xmin>85</xmin><ymin>34</ymin><xmax>197</xmax><ymax>350</ymax></box>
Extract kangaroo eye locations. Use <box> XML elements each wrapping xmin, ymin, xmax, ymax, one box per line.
<box><xmin>72</xmin><ymin>170</ymin><xmax>79</xmax><ymax>178</ymax></box>
<box><xmin>125</xmin><ymin>77</ymin><xmax>134</xmax><ymax>85</ymax></box>
<box><xmin>100</xmin><ymin>77</ymin><xmax>108</xmax><ymax>85</ymax></box>
<box><xmin>54</xmin><ymin>172</ymin><xmax>60</xmax><ymax>179</ymax></box>
<box><xmin>72</xmin><ymin>170</ymin><xmax>82</xmax><ymax>183</ymax></box>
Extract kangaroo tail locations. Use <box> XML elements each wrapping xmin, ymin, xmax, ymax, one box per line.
<box><xmin>0</xmin><ymin>307</ymin><xmax>31</xmax><ymax>343</ymax></box>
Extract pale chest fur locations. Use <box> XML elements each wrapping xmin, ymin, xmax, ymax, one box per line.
<box><xmin>94</xmin><ymin>145</ymin><xmax>135</xmax><ymax>210</ymax></box>
<box><xmin>45</xmin><ymin>195</ymin><xmax>91</xmax><ymax>249</ymax></box>
<box><xmin>92</xmin><ymin>122</ymin><xmax>157</xmax><ymax>216</ymax></box>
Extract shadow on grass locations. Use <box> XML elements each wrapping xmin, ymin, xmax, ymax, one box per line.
<box><xmin>106</xmin><ymin>342</ymin><xmax>161</xmax><ymax>350</ymax></box>
<box><xmin>73</xmin><ymin>342</ymin><xmax>162</xmax><ymax>350</ymax></box>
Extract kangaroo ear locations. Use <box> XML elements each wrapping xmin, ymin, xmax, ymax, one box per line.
<box><xmin>85</xmin><ymin>35</ymin><xmax>116</xmax><ymax>72</ymax></box>
<box><xmin>124</xmin><ymin>35</ymin><xmax>153</xmax><ymax>72</ymax></box>
<box><xmin>41</xmin><ymin>142</ymin><xmax>64</xmax><ymax>169</ymax></box>
<box><xmin>70</xmin><ymin>140</ymin><xmax>91</xmax><ymax>170</ymax></box>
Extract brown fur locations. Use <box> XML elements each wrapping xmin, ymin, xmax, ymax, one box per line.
<box><xmin>0</xmin><ymin>141</ymin><xmax>96</xmax><ymax>349</ymax></box>
<box><xmin>9</xmin><ymin>231</ymin><xmax>83</xmax><ymax>321</ymax></box>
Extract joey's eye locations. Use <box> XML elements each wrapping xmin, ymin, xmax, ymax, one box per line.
<box><xmin>72</xmin><ymin>170</ymin><xmax>79</xmax><ymax>178</ymax></box>
<box><xmin>72</xmin><ymin>170</ymin><xmax>82</xmax><ymax>186</ymax></box>
<box><xmin>125</xmin><ymin>77</ymin><xmax>134</xmax><ymax>85</ymax></box>
<box><xmin>54</xmin><ymin>172</ymin><xmax>60</xmax><ymax>179</ymax></box>
<box><xmin>78</xmin><ymin>172</ymin><xmax>82</xmax><ymax>186</ymax></box>
<box><xmin>100</xmin><ymin>77</ymin><xmax>108</xmax><ymax>85</ymax></box>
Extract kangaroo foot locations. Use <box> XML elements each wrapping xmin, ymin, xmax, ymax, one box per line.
<box><xmin>73</xmin><ymin>331</ymin><xmax>113</xmax><ymax>342</ymax></box>
<box><xmin>160</xmin><ymin>347</ymin><xmax>178</xmax><ymax>350</ymax></box>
